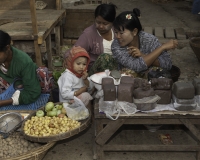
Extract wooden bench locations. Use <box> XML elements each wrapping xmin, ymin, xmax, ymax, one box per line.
<box><xmin>0</xmin><ymin>0</ymin><xmax>66</xmax><ymax>69</ymax></box>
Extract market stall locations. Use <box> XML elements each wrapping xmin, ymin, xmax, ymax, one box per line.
<box><xmin>93</xmin><ymin>100</ymin><xmax>200</xmax><ymax>160</ymax></box>
<box><xmin>89</xmin><ymin>69</ymin><xmax>200</xmax><ymax>160</ymax></box>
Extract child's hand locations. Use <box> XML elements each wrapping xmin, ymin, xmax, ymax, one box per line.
<box><xmin>82</xmin><ymin>70</ymin><xmax>88</xmax><ymax>80</ymax></box>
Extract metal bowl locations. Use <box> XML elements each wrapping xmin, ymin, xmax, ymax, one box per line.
<box><xmin>0</xmin><ymin>112</ymin><xmax>23</xmax><ymax>133</ymax></box>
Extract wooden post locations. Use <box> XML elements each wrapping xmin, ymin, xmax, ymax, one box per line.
<box><xmin>56</xmin><ymin>0</ymin><xmax>61</xmax><ymax>10</ymax></box>
<box><xmin>29</xmin><ymin>0</ymin><xmax>42</xmax><ymax>66</ymax></box>
<box><xmin>46</xmin><ymin>34</ymin><xmax>53</xmax><ymax>70</ymax></box>
<box><xmin>55</xmin><ymin>25</ymin><xmax>61</xmax><ymax>55</ymax></box>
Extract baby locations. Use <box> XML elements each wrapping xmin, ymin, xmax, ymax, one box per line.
<box><xmin>58</xmin><ymin>46</ymin><xmax>93</xmax><ymax>106</ymax></box>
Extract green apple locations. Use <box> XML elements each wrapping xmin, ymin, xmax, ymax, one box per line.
<box><xmin>56</xmin><ymin>110</ymin><xmax>61</xmax><ymax>116</ymax></box>
<box><xmin>47</xmin><ymin>110</ymin><xmax>57</xmax><ymax>117</ymax></box>
<box><xmin>57</xmin><ymin>105</ymin><xmax>63</xmax><ymax>110</ymax></box>
<box><xmin>45</xmin><ymin>102</ymin><xmax>54</xmax><ymax>111</ymax></box>
<box><xmin>52</xmin><ymin>107</ymin><xmax>57</xmax><ymax>112</ymax></box>
<box><xmin>36</xmin><ymin>110</ymin><xmax>44</xmax><ymax>117</ymax></box>
<box><xmin>55</xmin><ymin>104</ymin><xmax>63</xmax><ymax>110</ymax></box>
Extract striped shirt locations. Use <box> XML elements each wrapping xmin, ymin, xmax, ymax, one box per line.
<box><xmin>111</xmin><ymin>31</ymin><xmax>172</xmax><ymax>73</ymax></box>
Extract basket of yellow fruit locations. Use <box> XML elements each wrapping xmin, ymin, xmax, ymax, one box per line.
<box><xmin>0</xmin><ymin>110</ymin><xmax>56</xmax><ymax>160</ymax></box>
<box><xmin>20</xmin><ymin>102</ymin><xmax>91</xmax><ymax>143</ymax></box>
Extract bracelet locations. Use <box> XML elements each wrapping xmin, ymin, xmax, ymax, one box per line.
<box><xmin>74</xmin><ymin>91</ymin><xmax>77</xmax><ymax>96</ymax></box>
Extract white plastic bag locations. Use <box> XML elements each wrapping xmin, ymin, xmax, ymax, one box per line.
<box><xmin>99</xmin><ymin>98</ymin><xmax>137</xmax><ymax>120</ymax></box>
<box><xmin>63</xmin><ymin>96</ymin><xmax>89</xmax><ymax>121</ymax></box>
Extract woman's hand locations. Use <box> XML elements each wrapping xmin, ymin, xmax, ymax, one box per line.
<box><xmin>127</xmin><ymin>46</ymin><xmax>144</xmax><ymax>58</ymax></box>
<box><xmin>162</xmin><ymin>39</ymin><xmax>178</xmax><ymax>50</ymax></box>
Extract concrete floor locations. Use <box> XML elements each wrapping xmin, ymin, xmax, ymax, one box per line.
<box><xmin>43</xmin><ymin>0</ymin><xmax>200</xmax><ymax>159</ymax></box>
<box><xmin>43</xmin><ymin>124</ymin><xmax>198</xmax><ymax>160</ymax></box>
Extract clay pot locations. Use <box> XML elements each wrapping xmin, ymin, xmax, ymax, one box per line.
<box><xmin>189</xmin><ymin>37</ymin><xmax>200</xmax><ymax>62</ymax></box>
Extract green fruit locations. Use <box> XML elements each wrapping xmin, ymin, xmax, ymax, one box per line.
<box><xmin>58</xmin><ymin>105</ymin><xmax>63</xmax><ymax>110</ymax></box>
<box><xmin>52</xmin><ymin>107</ymin><xmax>57</xmax><ymax>112</ymax></box>
<box><xmin>45</xmin><ymin>102</ymin><xmax>54</xmax><ymax>111</ymax></box>
<box><xmin>47</xmin><ymin>110</ymin><xmax>57</xmax><ymax>117</ymax></box>
<box><xmin>56</xmin><ymin>110</ymin><xmax>61</xmax><ymax>116</ymax></box>
<box><xmin>36</xmin><ymin>110</ymin><xmax>44</xmax><ymax>117</ymax></box>
<box><xmin>55</xmin><ymin>104</ymin><xmax>63</xmax><ymax>110</ymax></box>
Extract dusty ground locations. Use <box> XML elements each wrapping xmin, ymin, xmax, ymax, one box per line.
<box><xmin>43</xmin><ymin>0</ymin><xmax>200</xmax><ymax>160</ymax></box>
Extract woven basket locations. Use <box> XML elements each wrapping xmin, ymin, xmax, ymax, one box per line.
<box><xmin>0</xmin><ymin>110</ymin><xmax>55</xmax><ymax>160</ymax></box>
<box><xmin>0</xmin><ymin>83</ymin><xmax>50</xmax><ymax>111</ymax></box>
<box><xmin>2</xmin><ymin>141</ymin><xmax>55</xmax><ymax>160</ymax></box>
<box><xmin>189</xmin><ymin>37</ymin><xmax>200</xmax><ymax>62</ymax></box>
<box><xmin>21</xmin><ymin>103</ymin><xmax>92</xmax><ymax>143</ymax></box>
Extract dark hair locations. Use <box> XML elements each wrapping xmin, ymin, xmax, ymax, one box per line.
<box><xmin>95</xmin><ymin>3</ymin><xmax>117</xmax><ymax>23</ymax></box>
<box><xmin>0</xmin><ymin>30</ymin><xmax>11</xmax><ymax>52</ymax></box>
<box><xmin>113</xmin><ymin>8</ymin><xmax>142</xmax><ymax>33</ymax></box>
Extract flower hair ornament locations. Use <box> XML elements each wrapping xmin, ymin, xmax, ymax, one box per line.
<box><xmin>126</xmin><ymin>14</ymin><xmax>132</xmax><ymax>20</ymax></box>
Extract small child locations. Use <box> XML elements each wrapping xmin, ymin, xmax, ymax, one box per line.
<box><xmin>58</xmin><ymin>46</ymin><xmax>93</xmax><ymax>106</ymax></box>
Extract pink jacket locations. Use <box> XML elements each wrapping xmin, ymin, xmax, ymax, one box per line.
<box><xmin>65</xmin><ymin>24</ymin><xmax>104</xmax><ymax>70</ymax></box>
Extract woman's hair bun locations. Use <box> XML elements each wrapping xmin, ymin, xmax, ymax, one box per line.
<box><xmin>133</xmin><ymin>8</ymin><xmax>141</xmax><ymax>18</ymax></box>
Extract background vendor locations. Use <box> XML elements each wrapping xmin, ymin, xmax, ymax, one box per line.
<box><xmin>64</xmin><ymin>3</ymin><xmax>118</xmax><ymax>76</ymax></box>
<box><xmin>0</xmin><ymin>30</ymin><xmax>41</xmax><ymax>107</ymax></box>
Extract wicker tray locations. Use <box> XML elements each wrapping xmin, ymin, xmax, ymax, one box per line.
<box><xmin>1</xmin><ymin>141</ymin><xmax>55</xmax><ymax>160</ymax></box>
<box><xmin>0</xmin><ymin>110</ymin><xmax>56</xmax><ymax>160</ymax></box>
<box><xmin>20</xmin><ymin>103</ymin><xmax>92</xmax><ymax>143</ymax></box>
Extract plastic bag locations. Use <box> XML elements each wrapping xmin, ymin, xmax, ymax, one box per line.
<box><xmin>117</xmin><ymin>101</ymin><xmax>137</xmax><ymax>115</ymax></box>
<box><xmin>63</xmin><ymin>96</ymin><xmax>89</xmax><ymax>121</ymax></box>
<box><xmin>78</xmin><ymin>92</ymin><xmax>93</xmax><ymax>106</ymax></box>
<box><xmin>99</xmin><ymin>98</ymin><xmax>137</xmax><ymax>120</ymax></box>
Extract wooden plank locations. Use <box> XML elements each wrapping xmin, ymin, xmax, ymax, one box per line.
<box><xmin>0</xmin><ymin>10</ymin><xmax>66</xmax><ymax>40</ymax></box>
<box><xmin>197</xmin><ymin>151</ymin><xmax>200</xmax><ymax>160</ymax></box>
<box><xmin>143</xmin><ymin>27</ymin><xmax>153</xmax><ymax>35</ymax></box>
<box><xmin>29</xmin><ymin>0</ymin><xmax>42</xmax><ymax>66</ymax></box>
<box><xmin>46</xmin><ymin>34</ymin><xmax>53</xmax><ymax>70</ymax></box>
<box><xmin>96</xmin><ymin>145</ymin><xmax>104</xmax><ymax>160</ymax></box>
<box><xmin>95</xmin><ymin>119</ymin><xmax>125</xmax><ymax>145</ymax></box>
<box><xmin>56</xmin><ymin>0</ymin><xmax>61</xmax><ymax>10</ymax></box>
<box><xmin>55</xmin><ymin>25</ymin><xmax>61</xmax><ymax>55</ymax></box>
<box><xmin>93</xmin><ymin>120</ymin><xmax>103</xmax><ymax>160</ymax></box>
<box><xmin>175</xmin><ymin>28</ymin><xmax>186</xmax><ymax>40</ymax></box>
<box><xmin>0</xmin><ymin>0</ymin><xmax>56</xmax><ymax>9</ymax></box>
<box><xmin>60</xmin><ymin>21</ymin><xmax>64</xmax><ymax>46</ymax></box>
<box><xmin>34</xmin><ymin>40</ymin><xmax>42</xmax><ymax>66</ymax></box>
<box><xmin>154</xmin><ymin>27</ymin><xmax>164</xmax><ymax>38</ymax></box>
<box><xmin>13</xmin><ymin>40</ymin><xmax>46</xmax><ymax>53</ymax></box>
<box><xmin>29</xmin><ymin>0</ymin><xmax>38</xmax><ymax>35</ymax></box>
<box><xmin>165</xmin><ymin>27</ymin><xmax>175</xmax><ymax>39</ymax></box>
<box><xmin>103</xmin><ymin>144</ymin><xmax>200</xmax><ymax>151</ymax></box>
<box><xmin>179</xmin><ymin>119</ymin><xmax>200</xmax><ymax>141</ymax></box>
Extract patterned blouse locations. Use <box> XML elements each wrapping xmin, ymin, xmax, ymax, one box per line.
<box><xmin>111</xmin><ymin>31</ymin><xmax>172</xmax><ymax>73</ymax></box>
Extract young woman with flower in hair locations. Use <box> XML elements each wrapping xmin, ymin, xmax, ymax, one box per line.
<box><xmin>111</xmin><ymin>8</ymin><xmax>178</xmax><ymax>75</ymax></box>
